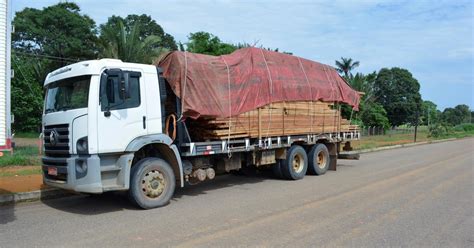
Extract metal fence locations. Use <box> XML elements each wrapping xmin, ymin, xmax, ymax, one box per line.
<box><xmin>360</xmin><ymin>126</ymin><xmax>420</xmax><ymax>136</ymax></box>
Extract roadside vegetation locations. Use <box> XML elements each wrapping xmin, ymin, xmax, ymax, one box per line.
<box><xmin>353</xmin><ymin>124</ymin><xmax>474</xmax><ymax>150</ymax></box>
<box><xmin>0</xmin><ymin>146</ymin><xmax>41</xmax><ymax>167</ymax></box>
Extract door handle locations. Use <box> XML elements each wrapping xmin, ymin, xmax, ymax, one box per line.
<box><xmin>143</xmin><ymin>116</ymin><xmax>146</xmax><ymax>129</ymax></box>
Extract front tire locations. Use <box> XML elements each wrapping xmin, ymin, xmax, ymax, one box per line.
<box><xmin>128</xmin><ymin>158</ymin><xmax>176</xmax><ymax>209</ymax></box>
<box><xmin>280</xmin><ymin>145</ymin><xmax>308</xmax><ymax>180</ymax></box>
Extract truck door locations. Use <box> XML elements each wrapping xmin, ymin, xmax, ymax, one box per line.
<box><xmin>97</xmin><ymin>69</ymin><xmax>147</xmax><ymax>153</ymax></box>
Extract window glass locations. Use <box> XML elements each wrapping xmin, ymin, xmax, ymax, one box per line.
<box><xmin>45</xmin><ymin>76</ymin><xmax>91</xmax><ymax>114</ymax></box>
<box><xmin>101</xmin><ymin>72</ymin><xmax>141</xmax><ymax>111</ymax></box>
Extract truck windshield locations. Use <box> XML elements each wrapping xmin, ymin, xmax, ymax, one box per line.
<box><xmin>44</xmin><ymin>75</ymin><xmax>91</xmax><ymax>114</ymax></box>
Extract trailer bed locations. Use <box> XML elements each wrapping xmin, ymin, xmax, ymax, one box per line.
<box><xmin>181</xmin><ymin>130</ymin><xmax>360</xmax><ymax>157</ymax></box>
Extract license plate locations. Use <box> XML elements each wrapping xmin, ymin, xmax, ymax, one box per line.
<box><xmin>48</xmin><ymin>167</ymin><xmax>58</xmax><ymax>176</ymax></box>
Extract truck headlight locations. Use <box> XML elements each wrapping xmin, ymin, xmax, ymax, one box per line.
<box><xmin>76</xmin><ymin>136</ymin><xmax>88</xmax><ymax>154</ymax></box>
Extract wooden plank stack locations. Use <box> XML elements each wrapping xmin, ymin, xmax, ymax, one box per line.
<box><xmin>187</xmin><ymin>101</ymin><xmax>358</xmax><ymax>141</ymax></box>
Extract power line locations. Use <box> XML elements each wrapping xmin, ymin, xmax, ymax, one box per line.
<box><xmin>13</xmin><ymin>51</ymin><xmax>81</xmax><ymax>63</ymax></box>
<box><xmin>11</xmin><ymin>57</ymin><xmax>41</xmax><ymax>98</ymax></box>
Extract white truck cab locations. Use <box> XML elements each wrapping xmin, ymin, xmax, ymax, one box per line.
<box><xmin>42</xmin><ymin>59</ymin><xmax>183</xmax><ymax>208</ymax></box>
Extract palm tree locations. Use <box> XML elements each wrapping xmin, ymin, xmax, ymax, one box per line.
<box><xmin>99</xmin><ymin>20</ymin><xmax>167</xmax><ymax>64</ymax></box>
<box><xmin>335</xmin><ymin>57</ymin><xmax>360</xmax><ymax>79</ymax></box>
<box><xmin>349</xmin><ymin>72</ymin><xmax>376</xmax><ymax>104</ymax></box>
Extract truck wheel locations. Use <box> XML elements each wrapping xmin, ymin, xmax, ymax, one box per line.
<box><xmin>307</xmin><ymin>143</ymin><xmax>330</xmax><ymax>175</ymax></box>
<box><xmin>280</xmin><ymin>145</ymin><xmax>308</xmax><ymax>180</ymax></box>
<box><xmin>128</xmin><ymin>158</ymin><xmax>176</xmax><ymax>209</ymax></box>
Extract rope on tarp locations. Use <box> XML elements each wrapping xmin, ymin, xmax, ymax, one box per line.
<box><xmin>221</xmin><ymin>56</ymin><xmax>233</xmax><ymax>158</ymax></box>
<box><xmin>349</xmin><ymin>108</ymin><xmax>354</xmax><ymax>124</ymax></box>
<box><xmin>298</xmin><ymin>57</ymin><xmax>313</xmax><ymax>134</ymax></box>
<box><xmin>180</xmin><ymin>51</ymin><xmax>189</xmax><ymax>120</ymax></box>
<box><xmin>260</xmin><ymin>49</ymin><xmax>274</xmax><ymax>141</ymax></box>
<box><xmin>322</xmin><ymin>65</ymin><xmax>336</xmax><ymax>101</ymax></box>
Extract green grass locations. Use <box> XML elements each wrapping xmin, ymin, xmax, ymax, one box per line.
<box><xmin>353</xmin><ymin>128</ymin><xmax>473</xmax><ymax>151</ymax></box>
<box><xmin>14</xmin><ymin>132</ymin><xmax>41</xmax><ymax>139</ymax></box>
<box><xmin>353</xmin><ymin>131</ymin><xmax>429</xmax><ymax>150</ymax></box>
<box><xmin>433</xmin><ymin>130</ymin><xmax>474</xmax><ymax>140</ymax></box>
<box><xmin>0</xmin><ymin>146</ymin><xmax>41</xmax><ymax>167</ymax></box>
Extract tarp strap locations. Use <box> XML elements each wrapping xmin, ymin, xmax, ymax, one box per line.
<box><xmin>298</xmin><ymin>57</ymin><xmax>313</xmax><ymax>133</ymax></box>
<box><xmin>221</xmin><ymin>56</ymin><xmax>232</xmax><ymax>157</ymax></box>
<box><xmin>322</xmin><ymin>65</ymin><xmax>336</xmax><ymax>101</ymax></box>
<box><xmin>328</xmin><ymin>65</ymin><xmax>346</xmax><ymax>103</ymax></box>
<box><xmin>349</xmin><ymin>107</ymin><xmax>354</xmax><ymax>124</ymax></box>
<box><xmin>180</xmin><ymin>51</ymin><xmax>189</xmax><ymax>118</ymax></box>
<box><xmin>260</xmin><ymin>49</ymin><xmax>274</xmax><ymax>139</ymax></box>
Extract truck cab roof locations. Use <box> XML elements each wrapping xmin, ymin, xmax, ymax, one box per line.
<box><xmin>44</xmin><ymin>59</ymin><xmax>157</xmax><ymax>87</ymax></box>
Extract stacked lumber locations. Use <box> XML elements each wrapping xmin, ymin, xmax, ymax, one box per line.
<box><xmin>187</xmin><ymin>101</ymin><xmax>358</xmax><ymax>141</ymax></box>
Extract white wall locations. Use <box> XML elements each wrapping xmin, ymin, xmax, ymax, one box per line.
<box><xmin>0</xmin><ymin>0</ymin><xmax>7</xmax><ymax>147</ymax></box>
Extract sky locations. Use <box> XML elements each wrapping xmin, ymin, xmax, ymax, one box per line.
<box><xmin>12</xmin><ymin>0</ymin><xmax>474</xmax><ymax>110</ymax></box>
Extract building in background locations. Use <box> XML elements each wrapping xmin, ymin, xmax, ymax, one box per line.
<box><xmin>0</xmin><ymin>0</ymin><xmax>11</xmax><ymax>152</ymax></box>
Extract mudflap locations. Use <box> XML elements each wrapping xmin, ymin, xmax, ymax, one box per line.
<box><xmin>326</xmin><ymin>142</ymin><xmax>338</xmax><ymax>171</ymax></box>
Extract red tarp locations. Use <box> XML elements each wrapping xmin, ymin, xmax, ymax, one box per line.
<box><xmin>158</xmin><ymin>47</ymin><xmax>360</xmax><ymax>119</ymax></box>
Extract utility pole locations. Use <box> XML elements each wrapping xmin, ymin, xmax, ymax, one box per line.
<box><xmin>414</xmin><ymin>110</ymin><xmax>419</xmax><ymax>143</ymax></box>
<box><xmin>427</xmin><ymin>107</ymin><xmax>430</xmax><ymax>127</ymax></box>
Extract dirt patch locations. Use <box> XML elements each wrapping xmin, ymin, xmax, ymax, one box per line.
<box><xmin>0</xmin><ymin>174</ymin><xmax>46</xmax><ymax>194</ymax></box>
<box><xmin>0</xmin><ymin>166</ymin><xmax>39</xmax><ymax>173</ymax></box>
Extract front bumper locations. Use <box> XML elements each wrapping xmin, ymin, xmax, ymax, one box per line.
<box><xmin>42</xmin><ymin>155</ymin><xmax>103</xmax><ymax>193</ymax></box>
<box><xmin>42</xmin><ymin>153</ymin><xmax>134</xmax><ymax>193</ymax></box>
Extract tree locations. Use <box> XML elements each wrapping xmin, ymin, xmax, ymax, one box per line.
<box><xmin>12</xmin><ymin>3</ymin><xmax>98</xmax><ymax>132</ymax></box>
<box><xmin>339</xmin><ymin>72</ymin><xmax>380</xmax><ymax>125</ymax></box>
<box><xmin>373</xmin><ymin>67</ymin><xmax>422</xmax><ymax>126</ymax></box>
<box><xmin>185</xmin><ymin>32</ymin><xmax>292</xmax><ymax>56</ymax></box>
<box><xmin>186</xmin><ymin>31</ymin><xmax>237</xmax><ymax>56</ymax></box>
<box><xmin>441</xmin><ymin>104</ymin><xmax>471</xmax><ymax>126</ymax></box>
<box><xmin>11</xmin><ymin>55</ymin><xmax>44</xmax><ymax>132</ymax></box>
<box><xmin>13</xmin><ymin>2</ymin><xmax>98</xmax><ymax>81</ymax></box>
<box><xmin>335</xmin><ymin>57</ymin><xmax>360</xmax><ymax>79</ymax></box>
<box><xmin>360</xmin><ymin>102</ymin><xmax>390</xmax><ymax>129</ymax></box>
<box><xmin>421</xmin><ymin>100</ymin><xmax>439</xmax><ymax>125</ymax></box>
<box><xmin>99</xmin><ymin>19</ymin><xmax>167</xmax><ymax>64</ymax></box>
<box><xmin>99</xmin><ymin>14</ymin><xmax>177</xmax><ymax>51</ymax></box>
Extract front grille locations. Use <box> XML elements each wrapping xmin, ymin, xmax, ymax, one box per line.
<box><xmin>42</xmin><ymin>157</ymin><xmax>68</xmax><ymax>182</ymax></box>
<box><xmin>43</xmin><ymin>124</ymin><xmax>70</xmax><ymax>157</ymax></box>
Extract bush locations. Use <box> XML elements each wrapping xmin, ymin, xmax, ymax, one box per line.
<box><xmin>361</xmin><ymin>103</ymin><xmax>390</xmax><ymax>129</ymax></box>
<box><xmin>454</xmin><ymin>123</ymin><xmax>474</xmax><ymax>132</ymax></box>
<box><xmin>428</xmin><ymin>123</ymin><xmax>450</xmax><ymax>138</ymax></box>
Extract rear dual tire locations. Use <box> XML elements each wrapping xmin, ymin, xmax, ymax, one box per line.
<box><xmin>274</xmin><ymin>145</ymin><xmax>308</xmax><ymax>180</ymax></box>
<box><xmin>307</xmin><ymin>143</ymin><xmax>330</xmax><ymax>175</ymax></box>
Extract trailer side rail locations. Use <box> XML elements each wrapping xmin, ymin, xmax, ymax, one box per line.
<box><xmin>180</xmin><ymin>130</ymin><xmax>360</xmax><ymax>157</ymax></box>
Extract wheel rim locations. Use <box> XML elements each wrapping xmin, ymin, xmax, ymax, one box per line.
<box><xmin>141</xmin><ymin>170</ymin><xmax>166</xmax><ymax>199</ymax></box>
<box><xmin>292</xmin><ymin>153</ymin><xmax>304</xmax><ymax>173</ymax></box>
<box><xmin>317</xmin><ymin>151</ymin><xmax>326</xmax><ymax>169</ymax></box>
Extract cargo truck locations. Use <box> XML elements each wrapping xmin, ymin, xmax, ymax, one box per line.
<box><xmin>42</xmin><ymin>48</ymin><xmax>361</xmax><ymax>209</ymax></box>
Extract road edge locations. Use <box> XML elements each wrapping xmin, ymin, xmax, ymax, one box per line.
<box><xmin>0</xmin><ymin>188</ymin><xmax>73</xmax><ymax>205</ymax></box>
<box><xmin>353</xmin><ymin>137</ymin><xmax>458</xmax><ymax>154</ymax></box>
<box><xmin>0</xmin><ymin>137</ymin><xmax>466</xmax><ymax>206</ymax></box>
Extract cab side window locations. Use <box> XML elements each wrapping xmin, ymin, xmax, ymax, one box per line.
<box><xmin>100</xmin><ymin>71</ymin><xmax>141</xmax><ymax>111</ymax></box>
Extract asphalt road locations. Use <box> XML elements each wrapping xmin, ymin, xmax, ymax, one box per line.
<box><xmin>1</xmin><ymin>139</ymin><xmax>473</xmax><ymax>247</ymax></box>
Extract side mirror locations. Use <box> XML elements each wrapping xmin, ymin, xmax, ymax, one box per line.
<box><xmin>120</xmin><ymin>73</ymin><xmax>131</xmax><ymax>100</ymax></box>
<box><xmin>106</xmin><ymin>78</ymin><xmax>116</xmax><ymax>103</ymax></box>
